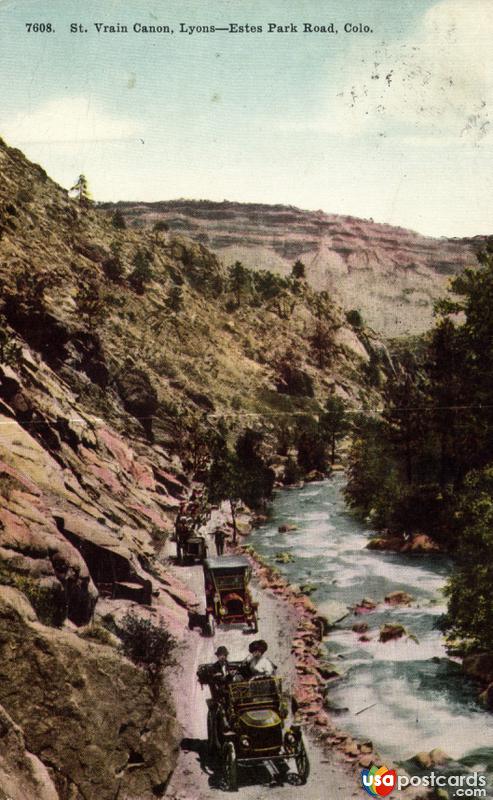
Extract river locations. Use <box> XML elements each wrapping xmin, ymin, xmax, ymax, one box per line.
<box><xmin>249</xmin><ymin>475</ymin><xmax>493</xmax><ymax>784</ymax></box>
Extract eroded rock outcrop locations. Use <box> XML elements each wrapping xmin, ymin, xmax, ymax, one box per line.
<box><xmin>102</xmin><ymin>199</ymin><xmax>484</xmax><ymax>336</ymax></box>
<box><xmin>0</xmin><ymin>587</ymin><xmax>180</xmax><ymax>800</ymax></box>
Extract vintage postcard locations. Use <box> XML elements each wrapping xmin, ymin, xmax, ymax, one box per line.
<box><xmin>0</xmin><ymin>1</ymin><xmax>492</xmax><ymax>799</ymax></box>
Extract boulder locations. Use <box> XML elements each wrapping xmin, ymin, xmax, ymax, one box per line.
<box><xmin>429</xmin><ymin>748</ymin><xmax>451</xmax><ymax>766</ymax></box>
<box><xmin>385</xmin><ymin>591</ymin><xmax>414</xmax><ymax>606</ymax></box>
<box><xmin>235</xmin><ymin>519</ymin><xmax>252</xmax><ymax>536</ymax></box>
<box><xmin>342</xmin><ymin>738</ymin><xmax>360</xmax><ymax>757</ymax></box>
<box><xmin>316</xmin><ymin>600</ymin><xmax>351</xmax><ymax>633</ymax></box>
<box><xmin>318</xmin><ymin>661</ymin><xmax>346</xmax><ymax>680</ymax></box>
<box><xmin>352</xmin><ymin>622</ymin><xmax>369</xmax><ymax>633</ymax></box>
<box><xmin>305</xmin><ymin>470</ymin><xmax>326</xmax><ymax>482</ymax></box>
<box><xmin>401</xmin><ymin>533</ymin><xmax>441</xmax><ymax>553</ymax></box>
<box><xmin>0</xmin><ymin>704</ymin><xmax>59</xmax><ymax>800</ymax></box>
<box><xmin>278</xmin><ymin>523</ymin><xmax>298</xmax><ymax>532</ymax></box>
<box><xmin>355</xmin><ymin>597</ymin><xmax>378</xmax><ymax>614</ymax></box>
<box><xmin>299</xmin><ymin>582</ymin><xmax>317</xmax><ymax>595</ymax></box>
<box><xmin>366</xmin><ymin>536</ymin><xmax>404</xmax><ymax>551</ymax></box>
<box><xmin>379</xmin><ymin>623</ymin><xmax>406</xmax><ymax>643</ymax></box>
<box><xmin>463</xmin><ymin>652</ymin><xmax>493</xmax><ymax>685</ymax></box>
<box><xmin>414</xmin><ymin>751</ymin><xmax>433</xmax><ymax>768</ymax></box>
<box><xmin>334</xmin><ymin>327</ymin><xmax>370</xmax><ymax>363</ymax></box>
<box><xmin>412</xmin><ymin>748</ymin><xmax>451</xmax><ymax>768</ymax></box>
<box><xmin>274</xmin><ymin>552</ymin><xmax>295</xmax><ymax>563</ymax></box>
<box><xmin>323</xmin><ymin>700</ymin><xmax>349</xmax><ymax>715</ymax></box>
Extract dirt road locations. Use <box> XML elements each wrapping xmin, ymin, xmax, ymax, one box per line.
<box><xmin>163</xmin><ymin>524</ymin><xmax>361</xmax><ymax>800</ymax></box>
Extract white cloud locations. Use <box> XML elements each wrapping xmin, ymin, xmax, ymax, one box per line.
<box><xmin>324</xmin><ymin>0</ymin><xmax>493</xmax><ymax>144</ymax></box>
<box><xmin>1</xmin><ymin>96</ymin><xmax>143</xmax><ymax>144</ymax></box>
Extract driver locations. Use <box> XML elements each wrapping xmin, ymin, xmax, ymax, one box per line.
<box><xmin>211</xmin><ymin>646</ymin><xmax>230</xmax><ymax>680</ymax></box>
<box><xmin>243</xmin><ymin>640</ymin><xmax>276</xmax><ymax>678</ymax></box>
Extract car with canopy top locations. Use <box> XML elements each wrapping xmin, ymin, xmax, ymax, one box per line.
<box><xmin>201</xmin><ymin>555</ymin><xmax>258</xmax><ymax>636</ymax></box>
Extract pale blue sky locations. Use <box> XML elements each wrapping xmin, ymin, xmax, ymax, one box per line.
<box><xmin>1</xmin><ymin>0</ymin><xmax>492</xmax><ymax>237</ymax></box>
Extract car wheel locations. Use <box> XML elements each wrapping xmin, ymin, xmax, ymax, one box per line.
<box><xmin>295</xmin><ymin>737</ymin><xmax>310</xmax><ymax>784</ymax></box>
<box><xmin>207</xmin><ymin>708</ymin><xmax>217</xmax><ymax>756</ymax></box>
<box><xmin>223</xmin><ymin>741</ymin><xmax>238</xmax><ymax>792</ymax></box>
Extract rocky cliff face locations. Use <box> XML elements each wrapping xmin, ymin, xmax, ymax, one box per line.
<box><xmin>0</xmin><ymin>139</ymin><xmax>381</xmax><ymax>798</ymax></box>
<box><xmin>103</xmin><ymin>199</ymin><xmax>485</xmax><ymax>336</ymax></box>
<box><xmin>0</xmin><ymin>588</ymin><xmax>180</xmax><ymax>800</ymax></box>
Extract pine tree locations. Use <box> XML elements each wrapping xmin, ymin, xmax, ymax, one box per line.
<box><xmin>291</xmin><ymin>259</ymin><xmax>306</xmax><ymax>280</ymax></box>
<box><xmin>70</xmin><ymin>174</ymin><xmax>92</xmax><ymax>207</ymax></box>
<box><xmin>228</xmin><ymin>261</ymin><xmax>250</xmax><ymax>307</ymax></box>
<box><xmin>111</xmin><ymin>209</ymin><xmax>126</xmax><ymax>229</ymax></box>
<box><xmin>129</xmin><ymin>248</ymin><xmax>153</xmax><ymax>293</ymax></box>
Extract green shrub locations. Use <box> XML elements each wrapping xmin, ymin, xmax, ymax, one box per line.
<box><xmin>119</xmin><ymin>612</ymin><xmax>176</xmax><ymax>681</ymax></box>
<box><xmin>346</xmin><ymin>309</ymin><xmax>363</xmax><ymax>328</ymax></box>
<box><xmin>129</xmin><ymin>249</ymin><xmax>153</xmax><ymax>293</ymax></box>
<box><xmin>104</xmin><ymin>242</ymin><xmax>125</xmax><ymax>282</ymax></box>
<box><xmin>111</xmin><ymin>209</ymin><xmax>127</xmax><ymax>229</ymax></box>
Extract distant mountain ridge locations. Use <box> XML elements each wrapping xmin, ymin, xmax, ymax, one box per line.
<box><xmin>102</xmin><ymin>199</ymin><xmax>486</xmax><ymax>336</ymax></box>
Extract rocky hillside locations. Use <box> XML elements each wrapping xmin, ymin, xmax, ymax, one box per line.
<box><xmin>0</xmin><ymin>139</ymin><xmax>380</xmax><ymax>799</ymax></box>
<box><xmin>102</xmin><ymin>199</ymin><xmax>485</xmax><ymax>336</ymax></box>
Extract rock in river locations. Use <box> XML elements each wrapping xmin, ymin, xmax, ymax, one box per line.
<box><xmin>379</xmin><ymin>623</ymin><xmax>406</xmax><ymax>642</ymax></box>
<box><xmin>278</xmin><ymin>523</ymin><xmax>298</xmax><ymax>532</ymax></box>
<box><xmin>385</xmin><ymin>590</ymin><xmax>414</xmax><ymax>606</ymax></box>
<box><xmin>316</xmin><ymin>600</ymin><xmax>351</xmax><ymax>633</ymax></box>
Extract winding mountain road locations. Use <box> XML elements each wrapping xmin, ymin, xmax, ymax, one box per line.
<box><xmin>163</xmin><ymin>520</ymin><xmax>360</xmax><ymax>800</ymax></box>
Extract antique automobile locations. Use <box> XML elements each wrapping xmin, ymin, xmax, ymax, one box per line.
<box><xmin>202</xmin><ymin>555</ymin><xmax>258</xmax><ymax>636</ymax></box>
<box><xmin>182</xmin><ymin>534</ymin><xmax>208</xmax><ymax>564</ymax></box>
<box><xmin>197</xmin><ymin>661</ymin><xmax>310</xmax><ymax>790</ymax></box>
<box><xmin>175</xmin><ymin>514</ymin><xmax>208</xmax><ymax>564</ymax></box>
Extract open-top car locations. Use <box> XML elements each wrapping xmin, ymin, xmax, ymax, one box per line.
<box><xmin>202</xmin><ymin>555</ymin><xmax>258</xmax><ymax>636</ymax></box>
<box><xmin>197</xmin><ymin>661</ymin><xmax>309</xmax><ymax>791</ymax></box>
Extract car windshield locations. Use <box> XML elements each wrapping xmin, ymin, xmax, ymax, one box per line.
<box><xmin>214</xmin><ymin>573</ymin><xmax>244</xmax><ymax>590</ymax></box>
<box><xmin>228</xmin><ymin>678</ymin><xmax>281</xmax><ymax>705</ymax></box>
